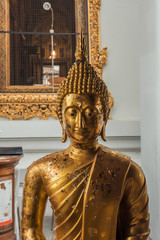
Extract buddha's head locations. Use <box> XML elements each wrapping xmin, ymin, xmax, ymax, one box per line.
<box><xmin>57</xmin><ymin>33</ymin><xmax>111</xmax><ymax>144</ymax></box>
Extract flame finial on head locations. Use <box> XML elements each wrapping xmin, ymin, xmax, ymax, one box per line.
<box><xmin>75</xmin><ymin>31</ymin><xmax>88</xmax><ymax>62</ymax></box>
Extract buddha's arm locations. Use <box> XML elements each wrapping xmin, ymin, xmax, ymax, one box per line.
<box><xmin>21</xmin><ymin>163</ymin><xmax>48</xmax><ymax>240</ymax></box>
<box><xmin>118</xmin><ymin>161</ymin><xmax>150</xmax><ymax>240</ymax></box>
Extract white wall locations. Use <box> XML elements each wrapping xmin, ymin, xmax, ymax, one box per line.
<box><xmin>100</xmin><ymin>0</ymin><xmax>140</xmax><ymax>121</ymax></box>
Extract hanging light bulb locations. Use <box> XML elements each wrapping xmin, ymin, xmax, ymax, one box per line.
<box><xmin>43</xmin><ymin>1</ymin><xmax>55</xmax><ymax>89</ymax></box>
<box><xmin>43</xmin><ymin>2</ymin><xmax>52</xmax><ymax>11</ymax></box>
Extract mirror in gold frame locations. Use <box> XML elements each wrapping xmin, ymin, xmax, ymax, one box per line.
<box><xmin>0</xmin><ymin>0</ymin><xmax>107</xmax><ymax>120</ymax></box>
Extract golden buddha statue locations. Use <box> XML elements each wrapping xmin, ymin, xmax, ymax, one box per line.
<box><xmin>21</xmin><ymin>34</ymin><xmax>150</xmax><ymax>240</ymax></box>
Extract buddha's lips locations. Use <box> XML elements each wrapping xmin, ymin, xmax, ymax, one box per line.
<box><xmin>74</xmin><ymin>128</ymin><xmax>89</xmax><ymax>134</ymax></box>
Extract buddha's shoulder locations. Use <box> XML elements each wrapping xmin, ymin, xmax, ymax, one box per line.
<box><xmin>98</xmin><ymin>145</ymin><xmax>132</xmax><ymax>177</ymax></box>
<box><xmin>27</xmin><ymin>150</ymin><xmax>67</xmax><ymax>171</ymax></box>
<box><xmin>127</xmin><ymin>160</ymin><xmax>146</xmax><ymax>185</ymax></box>
<box><xmin>99</xmin><ymin>146</ymin><xmax>144</xmax><ymax>180</ymax></box>
<box><xmin>99</xmin><ymin>145</ymin><xmax>131</xmax><ymax>163</ymax></box>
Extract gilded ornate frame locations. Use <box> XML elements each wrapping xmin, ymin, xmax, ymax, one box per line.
<box><xmin>0</xmin><ymin>0</ymin><xmax>107</xmax><ymax>120</ymax></box>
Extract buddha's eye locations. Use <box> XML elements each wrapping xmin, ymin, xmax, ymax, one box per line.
<box><xmin>84</xmin><ymin>107</ymin><xmax>97</xmax><ymax>118</ymax></box>
<box><xmin>66</xmin><ymin>108</ymin><xmax>77</xmax><ymax>117</ymax></box>
<box><xmin>86</xmin><ymin>112</ymin><xmax>92</xmax><ymax>116</ymax></box>
<box><xmin>70</xmin><ymin>112</ymin><xmax>76</xmax><ymax>116</ymax></box>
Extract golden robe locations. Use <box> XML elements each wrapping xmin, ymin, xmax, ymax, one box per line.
<box><xmin>21</xmin><ymin>146</ymin><xmax>150</xmax><ymax>240</ymax></box>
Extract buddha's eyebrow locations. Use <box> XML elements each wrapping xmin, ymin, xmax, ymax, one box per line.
<box><xmin>65</xmin><ymin>104</ymin><xmax>94</xmax><ymax>112</ymax></box>
<box><xmin>65</xmin><ymin>105</ymin><xmax>80</xmax><ymax>111</ymax></box>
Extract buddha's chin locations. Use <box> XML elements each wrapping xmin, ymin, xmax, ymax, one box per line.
<box><xmin>67</xmin><ymin>129</ymin><xmax>99</xmax><ymax>144</ymax></box>
<box><xmin>72</xmin><ymin>135</ymin><xmax>89</xmax><ymax>143</ymax></box>
<box><xmin>70</xmin><ymin>134</ymin><xmax>98</xmax><ymax>145</ymax></box>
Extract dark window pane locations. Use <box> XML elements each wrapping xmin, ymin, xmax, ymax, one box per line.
<box><xmin>8</xmin><ymin>0</ymin><xmax>88</xmax><ymax>88</ymax></box>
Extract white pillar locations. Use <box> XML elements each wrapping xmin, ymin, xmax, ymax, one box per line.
<box><xmin>156</xmin><ymin>0</ymin><xmax>160</xmax><ymax>235</ymax></box>
<box><xmin>140</xmin><ymin>0</ymin><xmax>160</xmax><ymax>239</ymax></box>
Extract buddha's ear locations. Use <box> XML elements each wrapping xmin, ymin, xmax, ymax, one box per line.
<box><xmin>62</xmin><ymin>128</ymin><xmax>67</xmax><ymax>143</ymax></box>
<box><xmin>100</xmin><ymin>121</ymin><xmax>107</xmax><ymax>142</ymax></box>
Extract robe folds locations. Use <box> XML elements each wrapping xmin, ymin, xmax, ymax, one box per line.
<box><xmin>21</xmin><ymin>145</ymin><xmax>150</xmax><ymax>240</ymax></box>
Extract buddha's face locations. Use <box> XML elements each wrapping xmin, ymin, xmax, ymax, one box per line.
<box><xmin>62</xmin><ymin>93</ymin><xmax>104</xmax><ymax>143</ymax></box>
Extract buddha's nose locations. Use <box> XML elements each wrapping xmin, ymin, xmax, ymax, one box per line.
<box><xmin>77</xmin><ymin>113</ymin><xmax>85</xmax><ymax>128</ymax></box>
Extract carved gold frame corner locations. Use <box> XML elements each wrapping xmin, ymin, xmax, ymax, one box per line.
<box><xmin>0</xmin><ymin>0</ymin><xmax>109</xmax><ymax>120</ymax></box>
<box><xmin>88</xmin><ymin>0</ymin><xmax>107</xmax><ymax>77</ymax></box>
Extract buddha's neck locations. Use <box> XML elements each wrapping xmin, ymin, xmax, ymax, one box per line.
<box><xmin>67</xmin><ymin>140</ymin><xmax>100</xmax><ymax>162</ymax></box>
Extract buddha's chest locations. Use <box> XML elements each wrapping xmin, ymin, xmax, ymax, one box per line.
<box><xmin>42</xmin><ymin>162</ymin><xmax>91</xmax><ymax>217</ymax></box>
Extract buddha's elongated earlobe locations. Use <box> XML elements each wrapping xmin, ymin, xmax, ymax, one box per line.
<box><xmin>100</xmin><ymin>122</ymin><xmax>107</xmax><ymax>142</ymax></box>
<box><xmin>62</xmin><ymin>128</ymin><xmax>67</xmax><ymax>143</ymax></box>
